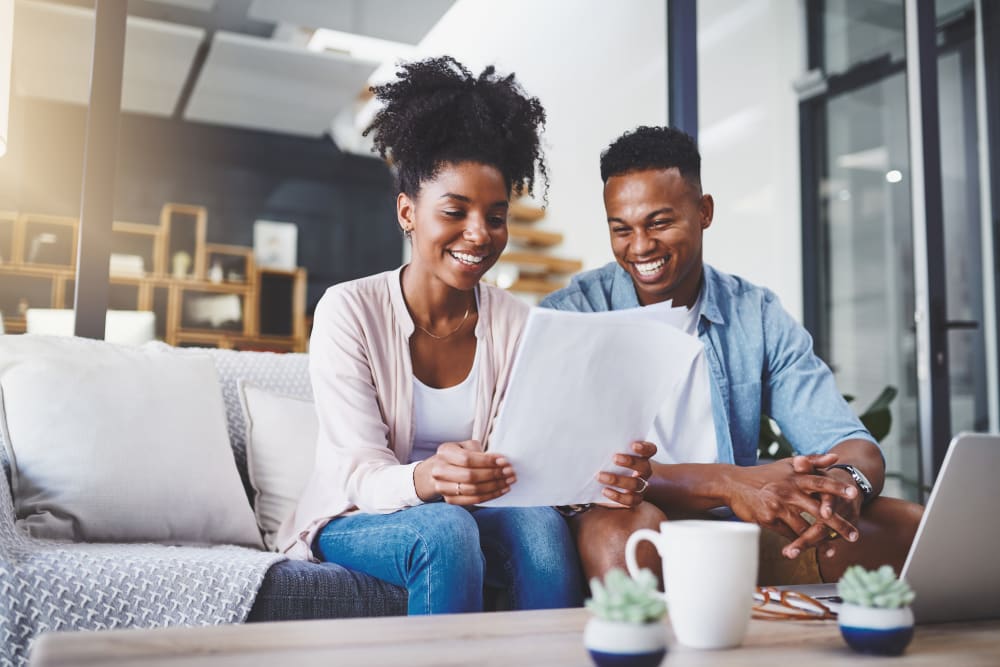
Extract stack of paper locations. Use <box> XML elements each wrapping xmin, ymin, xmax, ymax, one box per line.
<box><xmin>482</xmin><ymin>304</ymin><xmax>713</xmax><ymax>507</ymax></box>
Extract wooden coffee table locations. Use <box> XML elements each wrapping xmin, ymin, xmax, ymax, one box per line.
<box><xmin>29</xmin><ymin>608</ymin><xmax>1000</xmax><ymax>667</ymax></box>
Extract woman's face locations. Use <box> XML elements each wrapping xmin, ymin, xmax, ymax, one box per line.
<box><xmin>398</xmin><ymin>161</ymin><xmax>510</xmax><ymax>292</ymax></box>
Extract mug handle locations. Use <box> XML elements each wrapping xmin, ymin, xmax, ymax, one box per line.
<box><xmin>624</xmin><ymin>528</ymin><xmax>667</xmax><ymax>599</ymax></box>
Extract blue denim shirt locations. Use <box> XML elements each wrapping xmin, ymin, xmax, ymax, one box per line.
<box><xmin>540</xmin><ymin>262</ymin><xmax>876</xmax><ymax>465</ymax></box>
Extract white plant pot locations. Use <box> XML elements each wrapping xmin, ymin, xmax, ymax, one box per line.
<box><xmin>838</xmin><ymin>603</ymin><xmax>915</xmax><ymax>656</ymax></box>
<box><xmin>583</xmin><ymin>617</ymin><xmax>667</xmax><ymax>667</ymax></box>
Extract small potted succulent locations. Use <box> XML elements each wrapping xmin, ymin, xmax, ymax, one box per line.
<box><xmin>583</xmin><ymin>568</ymin><xmax>667</xmax><ymax>667</ymax></box>
<box><xmin>837</xmin><ymin>564</ymin><xmax>916</xmax><ymax>656</ymax></box>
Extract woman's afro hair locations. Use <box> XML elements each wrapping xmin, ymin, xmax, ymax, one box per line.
<box><xmin>363</xmin><ymin>56</ymin><xmax>547</xmax><ymax>200</ymax></box>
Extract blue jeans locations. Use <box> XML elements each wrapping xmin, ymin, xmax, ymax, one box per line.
<box><xmin>314</xmin><ymin>503</ymin><xmax>583</xmax><ymax>615</ymax></box>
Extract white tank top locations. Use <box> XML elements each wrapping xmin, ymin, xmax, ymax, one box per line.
<box><xmin>409</xmin><ymin>343</ymin><xmax>480</xmax><ymax>462</ymax></box>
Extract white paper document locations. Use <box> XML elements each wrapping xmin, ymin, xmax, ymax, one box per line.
<box><xmin>481</xmin><ymin>305</ymin><xmax>711</xmax><ymax>507</ymax></box>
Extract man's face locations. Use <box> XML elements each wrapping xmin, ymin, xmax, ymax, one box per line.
<box><xmin>604</xmin><ymin>167</ymin><xmax>713</xmax><ymax>307</ymax></box>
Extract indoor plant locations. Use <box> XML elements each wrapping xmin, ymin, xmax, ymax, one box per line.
<box><xmin>837</xmin><ymin>564</ymin><xmax>916</xmax><ymax>656</ymax></box>
<box><xmin>583</xmin><ymin>568</ymin><xmax>667</xmax><ymax>667</ymax></box>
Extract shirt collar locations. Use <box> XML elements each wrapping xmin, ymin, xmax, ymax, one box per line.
<box><xmin>609</xmin><ymin>263</ymin><xmax>642</xmax><ymax>309</ymax></box>
<box><xmin>699</xmin><ymin>264</ymin><xmax>726</xmax><ymax>326</ymax></box>
<box><xmin>388</xmin><ymin>266</ymin><xmax>415</xmax><ymax>337</ymax></box>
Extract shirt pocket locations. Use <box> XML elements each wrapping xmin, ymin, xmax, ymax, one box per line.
<box><xmin>728</xmin><ymin>380</ymin><xmax>763</xmax><ymax>465</ymax></box>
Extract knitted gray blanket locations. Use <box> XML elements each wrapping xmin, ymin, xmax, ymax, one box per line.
<box><xmin>0</xmin><ymin>471</ymin><xmax>284</xmax><ymax>667</ymax></box>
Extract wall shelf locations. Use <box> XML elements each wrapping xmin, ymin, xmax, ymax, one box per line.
<box><xmin>482</xmin><ymin>199</ymin><xmax>583</xmax><ymax>298</ymax></box>
<box><xmin>509</xmin><ymin>200</ymin><xmax>546</xmax><ymax>223</ymax></box>
<box><xmin>0</xmin><ymin>203</ymin><xmax>307</xmax><ymax>351</ymax></box>
<box><xmin>21</xmin><ymin>214</ymin><xmax>78</xmax><ymax>270</ymax></box>
<box><xmin>160</xmin><ymin>203</ymin><xmax>207</xmax><ymax>280</ymax></box>
<box><xmin>508</xmin><ymin>277</ymin><xmax>571</xmax><ymax>294</ymax></box>
<box><xmin>508</xmin><ymin>224</ymin><xmax>563</xmax><ymax>248</ymax></box>
<box><xmin>497</xmin><ymin>250</ymin><xmax>583</xmax><ymax>275</ymax></box>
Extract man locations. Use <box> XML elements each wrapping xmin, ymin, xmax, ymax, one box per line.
<box><xmin>541</xmin><ymin>126</ymin><xmax>922</xmax><ymax>585</ymax></box>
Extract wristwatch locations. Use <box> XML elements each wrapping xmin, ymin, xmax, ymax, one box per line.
<box><xmin>827</xmin><ymin>464</ymin><xmax>873</xmax><ymax>504</ymax></box>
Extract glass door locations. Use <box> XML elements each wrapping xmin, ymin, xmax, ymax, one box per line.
<box><xmin>819</xmin><ymin>71</ymin><xmax>921</xmax><ymax>499</ymax></box>
<box><xmin>937</xmin><ymin>38</ymin><xmax>990</xmax><ymax>435</ymax></box>
<box><xmin>803</xmin><ymin>0</ymin><xmax>994</xmax><ymax>499</ymax></box>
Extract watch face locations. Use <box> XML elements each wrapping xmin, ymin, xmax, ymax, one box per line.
<box><xmin>846</xmin><ymin>465</ymin><xmax>872</xmax><ymax>494</ymax></box>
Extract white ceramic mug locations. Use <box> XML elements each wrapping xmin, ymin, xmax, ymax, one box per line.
<box><xmin>625</xmin><ymin>520</ymin><xmax>760</xmax><ymax>649</ymax></box>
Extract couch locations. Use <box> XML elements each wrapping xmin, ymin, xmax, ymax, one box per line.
<box><xmin>0</xmin><ymin>336</ymin><xmax>406</xmax><ymax>667</ymax></box>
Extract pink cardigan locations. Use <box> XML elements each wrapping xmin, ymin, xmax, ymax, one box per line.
<box><xmin>277</xmin><ymin>268</ymin><xmax>529</xmax><ymax>560</ymax></box>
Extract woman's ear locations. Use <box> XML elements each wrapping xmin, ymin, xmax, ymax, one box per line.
<box><xmin>397</xmin><ymin>192</ymin><xmax>415</xmax><ymax>236</ymax></box>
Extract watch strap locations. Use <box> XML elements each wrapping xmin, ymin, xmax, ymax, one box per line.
<box><xmin>555</xmin><ymin>504</ymin><xmax>593</xmax><ymax>518</ymax></box>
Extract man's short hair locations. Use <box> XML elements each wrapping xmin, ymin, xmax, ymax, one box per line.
<box><xmin>599</xmin><ymin>126</ymin><xmax>702</xmax><ymax>191</ymax></box>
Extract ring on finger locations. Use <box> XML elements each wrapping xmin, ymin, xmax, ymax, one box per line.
<box><xmin>635</xmin><ymin>476</ymin><xmax>649</xmax><ymax>494</ymax></box>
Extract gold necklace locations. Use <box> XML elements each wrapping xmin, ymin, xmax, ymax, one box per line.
<box><xmin>414</xmin><ymin>305</ymin><xmax>471</xmax><ymax>340</ymax></box>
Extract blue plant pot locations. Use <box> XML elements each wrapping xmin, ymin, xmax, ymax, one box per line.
<box><xmin>838</xmin><ymin>603</ymin><xmax>915</xmax><ymax>656</ymax></box>
<box><xmin>584</xmin><ymin>617</ymin><xmax>667</xmax><ymax>667</ymax></box>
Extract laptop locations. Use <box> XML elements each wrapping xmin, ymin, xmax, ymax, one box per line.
<box><xmin>783</xmin><ymin>432</ymin><xmax>1000</xmax><ymax>624</ymax></box>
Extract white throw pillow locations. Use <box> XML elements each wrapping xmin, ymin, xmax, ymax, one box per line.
<box><xmin>239</xmin><ymin>383</ymin><xmax>317</xmax><ymax>550</ymax></box>
<box><xmin>0</xmin><ymin>335</ymin><xmax>263</xmax><ymax>548</ymax></box>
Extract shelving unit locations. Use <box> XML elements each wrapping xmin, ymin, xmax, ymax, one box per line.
<box><xmin>0</xmin><ymin>211</ymin><xmax>16</xmax><ymax>264</ymax></box>
<box><xmin>492</xmin><ymin>201</ymin><xmax>583</xmax><ymax>297</ymax></box>
<box><xmin>0</xmin><ymin>204</ymin><xmax>307</xmax><ymax>352</ymax></box>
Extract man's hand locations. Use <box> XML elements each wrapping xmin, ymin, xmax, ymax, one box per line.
<box><xmin>413</xmin><ymin>440</ymin><xmax>515</xmax><ymax>505</ymax></box>
<box><xmin>781</xmin><ymin>461</ymin><xmax>864</xmax><ymax>559</ymax></box>
<box><xmin>595</xmin><ymin>441</ymin><xmax>656</xmax><ymax>508</ymax></box>
<box><xmin>724</xmin><ymin>453</ymin><xmax>860</xmax><ymax>553</ymax></box>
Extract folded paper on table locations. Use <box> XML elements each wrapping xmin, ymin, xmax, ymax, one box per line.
<box><xmin>481</xmin><ymin>304</ymin><xmax>710</xmax><ymax>507</ymax></box>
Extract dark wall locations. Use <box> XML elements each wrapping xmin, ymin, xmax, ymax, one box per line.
<box><xmin>0</xmin><ymin>97</ymin><xmax>401</xmax><ymax>312</ymax></box>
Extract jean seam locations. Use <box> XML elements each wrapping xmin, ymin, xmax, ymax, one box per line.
<box><xmin>318</xmin><ymin>521</ymin><xmax>436</xmax><ymax>613</ymax></box>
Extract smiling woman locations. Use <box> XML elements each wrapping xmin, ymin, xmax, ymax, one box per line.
<box><xmin>277</xmin><ymin>56</ymin><xmax>584</xmax><ymax>615</ymax></box>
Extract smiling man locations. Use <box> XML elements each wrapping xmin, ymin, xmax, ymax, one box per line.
<box><xmin>541</xmin><ymin>126</ymin><xmax>923</xmax><ymax>585</ymax></box>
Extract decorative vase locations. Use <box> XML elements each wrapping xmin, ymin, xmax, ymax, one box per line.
<box><xmin>838</xmin><ymin>603</ymin><xmax>915</xmax><ymax>656</ymax></box>
<box><xmin>172</xmin><ymin>251</ymin><xmax>192</xmax><ymax>278</ymax></box>
<box><xmin>583</xmin><ymin>617</ymin><xmax>667</xmax><ymax>667</ymax></box>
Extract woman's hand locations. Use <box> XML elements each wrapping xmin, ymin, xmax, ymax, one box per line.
<box><xmin>414</xmin><ymin>440</ymin><xmax>516</xmax><ymax>506</ymax></box>
<box><xmin>595</xmin><ymin>441</ymin><xmax>656</xmax><ymax>508</ymax></box>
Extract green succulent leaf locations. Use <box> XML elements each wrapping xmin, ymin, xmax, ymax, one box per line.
<box><xmin>837</xmin><ymin>564</ymin><xmax>915</xmax><ymax>609</ymax></box>
<box><xmin>585</xmin><ymin>567</ymin><xmax>666</xmax><ymax>623</ymax></box>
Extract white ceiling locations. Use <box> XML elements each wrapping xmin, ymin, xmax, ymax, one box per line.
<box><xmin>13</xmin><ymin>0</ymin><xmax>204</xmax><ymax>116</ymax></box>
<box><xmin>184</xmin><ymin>31</ymin><xmax>378</xmax><ymax>136</ymax></box>
<box><xmin>247</xmin><ymin>0</ymin><xmax>455</xmax><ymax>45</ymax></box>
<box><xmin>11</xmin><ymin>0</ymin><xmax>457</xmax><ymax>138</ymax></box>
<box><xmin>148</xmin><ymin>0</ymin><xmax>216</xmax><ymax>12</ymax></box>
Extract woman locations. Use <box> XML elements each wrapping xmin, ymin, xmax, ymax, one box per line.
<box><xmin>277</xmin><ymin>57</ymin><xmax>582</xmax><ymax>614</ymax></box>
